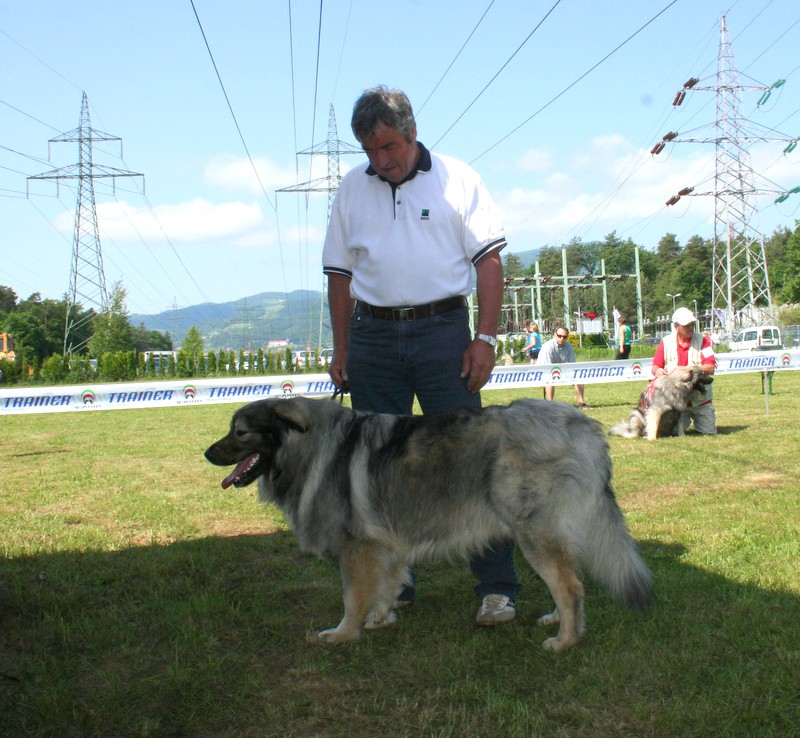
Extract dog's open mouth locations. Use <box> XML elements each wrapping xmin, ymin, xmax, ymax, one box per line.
<box><xmin>221</xmin><ymin>453</ymin><xmax>263</xmax><ymax>489</ymax></box>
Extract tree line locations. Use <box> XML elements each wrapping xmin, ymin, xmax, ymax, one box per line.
<box><xmin>502</xmin><ymin>224</ymin><xmax>800</xmax><ymax>330</ymax></box>
<box><xmin>3</xmin><ymin>224</ymin><xmax>800</xmax><ymax>385</ymax></box>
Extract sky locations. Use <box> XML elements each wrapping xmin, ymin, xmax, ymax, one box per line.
<box><xmin>2</xmin><ymin>0</ymin><xmax>800</xmax><ymax>329</ymax></box>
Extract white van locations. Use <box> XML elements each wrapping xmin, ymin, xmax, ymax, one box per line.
<box><xmin>728</xmin><ymin>325</ymin><xmax>782</xmax><ymax>352</ymax></box>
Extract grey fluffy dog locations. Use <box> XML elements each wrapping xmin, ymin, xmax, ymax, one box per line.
<box><xmin>206</xmin><ymin>396</ymin><xmax>653</xmax><ymax>652</ymax></box>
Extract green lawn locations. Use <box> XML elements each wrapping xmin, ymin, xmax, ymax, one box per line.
<box><xmin>1</xmin><ymin>372</ymin><xmax>798</xmax><ymax>737</ymax></box>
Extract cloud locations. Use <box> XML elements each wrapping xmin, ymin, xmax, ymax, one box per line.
<box><xmin>55</xmin><ymin>198</ymin><xmax>268</xmax><ymax>245</ymax></box>
<box><xmin>204</xmin><ymin>154</ymin><xmax>333</xmax><ymax>196</ymax></box>
<box><xmin>515</xmin><ymin>149</ymin><xmax>555</xmax><ymax>172</ymax></box>
<box><xmin>494</xmin><ymin>134</ymin><xmax>728</xmax><ymax>247</ymax></box>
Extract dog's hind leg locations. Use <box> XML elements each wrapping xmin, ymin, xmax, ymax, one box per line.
<box><xmin>516</xmin><ymin>538</ymin><xmax>585</xmax><ymax>652</ymax></box>
<box><xmin>365</xmin><ymin>558</ymin><xmax>408</xmax><ymax>630</ymax></box>
<box><xmin>676</xmin><ymin>412</ymin><xmax>687</xmax><ymax>436</ymax></box>
<box><xmin>317</xmin><ymin>540</ymin><xmax>389</xmax><ymax>644</ymax></box>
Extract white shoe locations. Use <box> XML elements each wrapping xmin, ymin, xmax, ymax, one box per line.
<box><xmin>475</xmin><ymin>594</ymin><xmax>516</xmax><ymax>626</ymax></box>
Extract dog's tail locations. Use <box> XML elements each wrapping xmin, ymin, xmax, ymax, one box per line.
<box><xmin>608</xmin><ymin>421</ymin><xmax>636</xmax><ymax>438</ymax></box>
<box><xmin>582</xmin><ymin>483</ymin><xmax>654</xmax><ymax>612</ymax></box>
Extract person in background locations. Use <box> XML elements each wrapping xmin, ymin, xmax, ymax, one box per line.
<box><xmin>522</xmin><ymin>321</ymin><xmax>542</xmax><ymax>364</ymax></box>
<box><xmin>615</xmin><ymin>315</ymin><xmax>632</xmax><ymax>360</ymax></box>
<box><xmin>652</xmin><ymin>307</ymin><xmax>717</xmax><ymax>434</ymax></box>
<box><xmin>322</xmin><ymin>85</ymin><xmax>519</xmax><ymax>626</ymax></box>
<box><xmin>538</xmin><ymin>326</ymin><xmax>588</xmax><ymax>409</ymax></box>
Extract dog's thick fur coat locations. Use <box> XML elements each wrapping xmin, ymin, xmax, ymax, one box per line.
<box><xmin>205</xmin><ymin>397</ymin><xmax>653</xmax><ymax>652</ymax></box>
<box><xmin>608</xmin><ymin>367</ymin><xmax>714</xmax><ymax>440</ymax></box>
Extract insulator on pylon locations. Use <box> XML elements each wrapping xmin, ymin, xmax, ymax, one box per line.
<box><xmin>651</xmin><ymin>141</ymin><xmax>666</xmax><ymax>155</ymax></box>
<box><xmin>775</xmin><ymin>193</ymin><xmax>789</xmax><ymax>203</ymax></box>
<box><xmin>666</xmin><ymin>195</ymin><xmax>680</xmax><ymax>206</ymax></box>
<box><xmin>790</xmin><ymin>186</ymin><xmax>800</xmax><ymax>194</ymax></box>
<box><xmin>783</xmin><ymin>140</ymin><xmax>797</xmax><ymax>154</ymax></box>
<box><xmin>662</xmin><ymin>131</ymin><xmax>678</xmax><ymax>142</ymax></box>
<box><xmin>672</xmin><ymin>90</ymin><xmax>686</xmax><ymax>106</ymax></box>
<box><xmin>772</xmin><ymin>79</ymin><xmax>786</xmax><ymax>89</ymax></box>
<box><xmin>683</xmin><ymin>77</ymin><xmax>699</xmax><ymax>89</ymax></box>
<box><xmin>758</xmin><ymin>91</ymin><xmax>771</xmax><ymax>106</ymax></box>
<box><xmin>678</xmin><ymin>187</ymin><xmax>694</xmax><ymax>196</ymax></box>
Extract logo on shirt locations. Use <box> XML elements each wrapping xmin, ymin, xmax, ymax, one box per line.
<box><xmin>420</xmin><ymin>208</ymin><xmax>430</xmax><ymax>220</ymax></box>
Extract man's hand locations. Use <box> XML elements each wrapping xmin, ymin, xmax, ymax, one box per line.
<box><xmin>461</xmin><ymin>338</ymin><xmax>496</xmax><ymax>392</ymax></box>
<box><xmin>328</xmin><ymin>349</ymin><xmax>349</xmax><ymax>389</ymax></box>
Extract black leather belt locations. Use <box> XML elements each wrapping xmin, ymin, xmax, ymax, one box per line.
<box><xmin>355</xmin><ymin>296</ymin><xmax>467</xmax><ymax>321</ymax></box>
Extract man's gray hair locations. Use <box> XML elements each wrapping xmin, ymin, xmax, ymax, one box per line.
<box><xmin>351</xmin><ymin>86</ymin><xmax>416</xmax><ymax>143</ymax></box>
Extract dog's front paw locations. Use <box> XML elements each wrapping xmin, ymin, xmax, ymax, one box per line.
<box><xmin>542</xmin><ymin>634</ymin><xmax>578</xmax><ymax>652</ymax></box>
<box><xmin>364</xmin><ymin>608</ymin><xmax>398</xmax><ymax>630</ymax></box>
<box><xmin>537</xmin><ymin>610</ymin><xmax>560</xmax><ymax>627</ymax></box>
<box><xmin>315</xmin><ymin>625</ymin><xmax>362</xmax><ymax>644</ymax></box>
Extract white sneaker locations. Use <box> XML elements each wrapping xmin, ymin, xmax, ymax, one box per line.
<box><xmin>475</xmin><ymin>594</ymin><xmax>516</xmax><ymax>626</ymax></box>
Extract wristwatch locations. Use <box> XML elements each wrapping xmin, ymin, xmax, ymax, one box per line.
<box><xmin>476</xmin><ymin>333</ymin><xmax>497</xmax><ymax>348</ymax></box>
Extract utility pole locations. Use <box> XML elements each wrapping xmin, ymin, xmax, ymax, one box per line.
<box><xmin>276</xmin><ymin>105</ymin><xmax>361</xmax><ymax>350</ymax></box>
<box><xmin>655</xmin><ymin>17</ymin><xmax>796</xmax><ymax>337</ymax></box>
<box><xmin>235</xmin><ymin>297</ymin><xmax>254</xmax><ymax>353</ymax></box>
<box><xmin>28</xmin><ymin>92</ymin><xmax>143</xmax><ymax>355</ymax></box>
<box><xmin>165</xmin><ymin>298</ymin><xmax>184</xmax><ymax>349</ymax></box>
<box><xmin>503</xmin><ymin>247</ymin><xmax>641</xmax><ymax>335</ymax></box>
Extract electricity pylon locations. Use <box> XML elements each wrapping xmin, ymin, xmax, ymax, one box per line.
<box><xmin>28</xmin><ymin>92</ymin><xmax>143</xmax><ymax>355</ymax></box>
<box><xmin>276</xmin><ymin>104</ymin><xmax>361</xmax><ymax>349</ymax></box>
<box><xmin>655</xmin><ymin>16</ymin><xmax>795</xmax><ymax>336</ymax></box>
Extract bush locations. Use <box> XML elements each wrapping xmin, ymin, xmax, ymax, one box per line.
<box><xmin>67</xmin><ymin>358</ymin><xmax>97</xmax><ymax>384</ymax></box>
<box><xmin>40</xmin><ymin>355</ymin><xmax>68</xmax><ymax>384</ymax></box>
<box><xmin>0</xmin><ymin>358</ymin><xmax>20</xmax><ymax>384</ymax></box>
<box><xmin>99</xmin><ymin>351</ymin><xmax>136</xmax><ymax>382</ymax></box>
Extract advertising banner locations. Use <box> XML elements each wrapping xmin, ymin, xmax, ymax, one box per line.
<box><xmin>1</xmin><ymin>350</ymin><xmax>798</xmax><ymax>416</ymax></box>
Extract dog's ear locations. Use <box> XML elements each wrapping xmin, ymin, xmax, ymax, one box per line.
<box><xmin>691</xmin><ymin>368</ymin><xmax>713</xmax><ymax>384</ymax></box>
<box><xmin>272</xmin><ymin>399</ymin><xmax>311</xmax><ymax>433</ymax></box>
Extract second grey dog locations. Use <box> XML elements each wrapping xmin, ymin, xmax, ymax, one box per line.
<box><xmin>205</xmin><ymin>396</ymin><xmax>653</xmax><ymax>652</ymax></box>
<box><xmin>608</xmin><ymin>367</ymin><xmax>714</xmax><ymax>440</ymax></box>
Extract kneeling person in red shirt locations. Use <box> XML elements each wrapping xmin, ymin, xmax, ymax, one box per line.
<box><xmin>652</xmin><ymin>307</ymin><xmax>717</xmax><ymax>434</ymax></box>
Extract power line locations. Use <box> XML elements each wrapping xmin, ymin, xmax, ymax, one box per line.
<box><xmin>417</xmin><ymin>0</ymin><xmax>497</xmax><ymax>116</ymax></box>
<box><xmin>28</xmin><ymin>92</ymin><xmax>144</xmax><ymax>355</ymax></box>
<box><xmin>656</xmin><ymin>16</ymin><xmax>794</xmax><ymax>333</ymax></box>
<box><xmin>188</xmin><ymin>0</ymin><xmax>276</xmax><ymax>213</ymax></box>
<box><xmin>432</xmin><ymin>0</ymin><xmax>562</xmax><ymax>149</ymax></box>
<box><xmin>470</xmin><ymin>0</ymin><xmax>681</xmax><ymax>164</ymax></box>
<box><xmin>0</xmin><ymin>97</ymin><xmax>61</xmax><ymax>132</ymax></box>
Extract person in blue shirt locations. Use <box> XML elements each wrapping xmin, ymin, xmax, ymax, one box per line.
<box><xmin>522</xmin><ymin>321</ymin><xmax>541</xmax><ymax>364</ymax></box>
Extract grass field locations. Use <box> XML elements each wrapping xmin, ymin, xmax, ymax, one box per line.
<box><xmin>1</xmin><ymin>373</ymin><xmax>798</xmax><ymax>737</ymax></box>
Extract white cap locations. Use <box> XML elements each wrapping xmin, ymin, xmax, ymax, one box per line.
<box><xmin>672</xmin><ymin>307</ymin><xmax>696</xmax><ymax>326</ymax></box>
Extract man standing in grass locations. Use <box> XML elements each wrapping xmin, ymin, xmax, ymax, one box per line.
<box><xmin>322</xmin><ymin>85</ymin><xmax>519</xmax><ymax>626</ymax></box>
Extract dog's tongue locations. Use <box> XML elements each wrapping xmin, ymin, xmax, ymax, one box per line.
<box><xmin>221</xmin><ymin>453</ymin><xmax>260</xmax><ymax>489</ymax></box>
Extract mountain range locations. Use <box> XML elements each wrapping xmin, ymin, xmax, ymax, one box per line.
<box><xmin>129</xmin><ymin>249</ymin><xmax>540</xmax><ymax>352</ymax></box>
<box><xmin>130</xmin><ymin>290</ymin><xmax>328</xmax><ymax>352</ymax></box>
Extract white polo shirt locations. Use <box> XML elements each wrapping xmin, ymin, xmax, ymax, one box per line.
<box><xmin>538</xmin><ymin>337</ymin><xmax>576</xmax><ymax>365</ymax></box>
<box><xmin>322</xmin><ymin>143</ymin><xmax>506</xmax><ymax>307</ymax></box>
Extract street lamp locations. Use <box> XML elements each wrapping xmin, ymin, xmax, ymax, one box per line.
<box><xmin>667</xmin><ymin>292</ymin><xmax>681</xmax><ymax>311</ymax></box>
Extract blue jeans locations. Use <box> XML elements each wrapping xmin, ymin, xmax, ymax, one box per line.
<box><xmin>347</xmin><ymin>305</ymin><xmax>519</xmax><ymax>602</ymax></box>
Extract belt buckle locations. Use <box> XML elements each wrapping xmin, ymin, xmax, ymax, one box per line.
<box><xmin>392</xmin><ymin>306</ymin><xmax>416</xmax><ymax>321</ymax></box>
